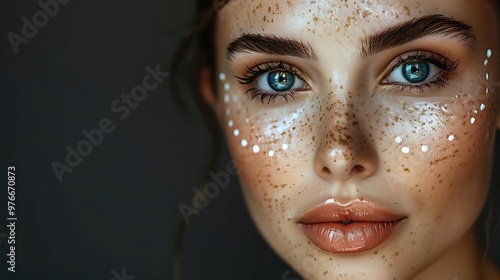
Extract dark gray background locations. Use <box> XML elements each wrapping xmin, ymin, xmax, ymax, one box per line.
<box><xmin>0</xmin><ymin>1</ymin><xmax>498</xmax><ymax>279</ymax></box>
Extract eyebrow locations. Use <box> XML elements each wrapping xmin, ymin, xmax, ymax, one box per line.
<box><xmin>227</xmin><ymin>14</ymin><xmax>477</xmax><ymax>61</ymax></box>
<box><xmin>227</xmin><ymin>34</ymin><xmax>318</xmax><ymax>61</ymax></box>
<box><xmin>360</xmin><ymin>14</ymin><xmax>476</xmax><ymax>57</ymax></box>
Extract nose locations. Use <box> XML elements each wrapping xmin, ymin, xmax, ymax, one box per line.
<box><xmin>314</xmin><ymin>111</ymin><xmax>378</xmax><ymax>182</ymax></box>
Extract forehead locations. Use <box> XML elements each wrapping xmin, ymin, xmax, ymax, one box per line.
<box><xmin>215</xmin><ymin>0</ymin><xmax>490</xmax><ymax>41</ymax></box>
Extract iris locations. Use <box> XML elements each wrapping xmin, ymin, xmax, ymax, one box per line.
<box><xmin>402</xmin><ymin>62</ymin><xmax>430</xmax><ymax>83</ymax></box>
<box><xmin>268</xmin><ymin>71</ymin><xmax>295</xmax><ymax>91</ymax></box>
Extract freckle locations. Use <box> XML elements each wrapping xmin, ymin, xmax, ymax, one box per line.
<box><xmin>395</xmin><ymin>136</ymin><xmax>403</xmax><ymax>144</ymax></box>
<box><xmin>421</xmin><ymin>145</ymin><xmax>429</xmax><ymax>152</ymax></box>
<box><xmin>253</xmin><ymin>145</ymin><xmax>260</xmax><ymax>153</ymax></box>
<box><xmin>268</xmin><ymin>150</ymin><xmax>275</xmax><ymax>157</ymax></box>
<box><xmin>233</xmin><ymin>129</ymin><xmax>239</xmax><ymax>136</ymax></box>
<box><xmin>480</xmin><ymin>103</ymin><xmax>486</xmax><ymax>111</ymax></box>
<box><xmin>470</xmin><ymin>117</ymin><xmax>476</xmax><ymax>125</ymax></box>
<box><xmin>402</xmin><ymin>147</ymin><xmax>410</xmax><ymax>154</ymax></box>
<box><xmin>282</xmin><ymin>143</ymin><xmax>289</xmax><ymax>150</ymax></box>
<box><xmin>448</xmin><ymin>135</ymin><xmax>455</xmax><ymax>142</ymax></box>
<box><xmin>241</xmin><ymin>139</ymin><xmax>248</xmax><ymax>147</ymax></box>
<box><xmin>224</xmin><ymin>94</ymin><xmax>230</xmax><ymax>103</ymax></box>
<box><xmin>228</xmin><ymin>120</ymin><xmax>234</xmax><ymax>127</ymax></box>
<box><xmin>219</xmin><ymin>73</ymin><xmax>226</xmax><ymax>81</ymax></box>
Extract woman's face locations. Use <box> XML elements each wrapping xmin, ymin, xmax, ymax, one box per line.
<box><xmin>204</xmin><ymin>0</ymin><xmax>500</xmax><ymax>279</ymax></box>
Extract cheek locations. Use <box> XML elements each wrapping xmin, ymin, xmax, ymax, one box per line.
<box><xmin>216</xmin><ymin>72</ymin><xmax>305</xmax><ymax>194</ymax></box>
<box><xmin>381</xmin><ymin>49</ymin><xmax>497</xmax><ymax>219</ymax></box>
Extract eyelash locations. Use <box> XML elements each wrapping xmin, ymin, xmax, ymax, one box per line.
<box><xmin>235</xmin><ymin>61</ymin><xmax>304</xmax><ymax>104</ymax></box>
<box><xmin>384</xmin><ymin>51</ymin><xmax>459</xmax><ymax>94</ymax></box>
<box><xmin>234</xmin><ymin>52</ymin><xmax>460</xmax><ymax>103</ymax></box>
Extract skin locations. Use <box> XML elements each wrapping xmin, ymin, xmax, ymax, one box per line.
<box><xmin>201</xmin><ymin>0</ymin><xmax>500</xmax><ymax>279</ymax></box>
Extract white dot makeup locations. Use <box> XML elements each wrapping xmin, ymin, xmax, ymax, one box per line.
<box><xmin>241</xmin><ymin>139</ymin><xmax>248</xmax><ymax>147</ymax></box>
<box><xmin>220</xmin><ymin>69</ymin><xmax>297</xmax><ymax>158</ymax></box>
<box><xmin>402</xmin><ymin>146</ymin><xmax>410</xmax><ymax>154</ymax></box>
<box><xmin>448</xmin><ymin>135</ymin><xmax>455</xmax><ymax>142</ymax></box>
<box><xmin>253</xmin><ymin>145</ymin><xmax>260</xmax><ymax>153</ymax></box>
<box><xmin>395</xmin><ymin>136</ymin><xmax>403</xmax><ymax>144</ymax></box>
<box><xmin>485</xmin><ymin>49</ymin><xmax>492</xmax><ymax>95</ymax></box>
<box><xmin>219</xmin><ymin>72</ymin><xmax>226</xmax><ymax>81</ymax></box>
<box><xmin>421</xmin><ymin>145</ymin><xmax>429</xmax><ymax>152</ymax></box>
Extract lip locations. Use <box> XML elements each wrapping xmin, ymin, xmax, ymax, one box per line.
<box><xmin>299</xmin><ymin>199</ymin><xmax>406</xmax><ymax>253</ymax></box>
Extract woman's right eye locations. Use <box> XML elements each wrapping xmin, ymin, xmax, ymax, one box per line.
<box><xmin>235</xmin><ymin>62</ymin><xmax>311</xmax><ymax>104</ymax></box>
<box><xmin>256</xmin><ymin>70</ymin><xmax>308</xmax><ymax>92</ymax></box>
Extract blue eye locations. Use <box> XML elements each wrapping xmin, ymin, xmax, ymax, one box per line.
<box><xmin>256</xmin><ymin>70</ymin><xmax>307</xmax><ymax>92</ymax></box>
<box><xmin>385</xmin><ymin>54</ymin><xmax>444</xmax><ymax>85</ymax></box>
<box><xmin>381</xmin><ymin>51</ymin><xmax>460</xmax><ymax>94</ymax></box>
<box><xmin>235</xmin><ymin>61</ymin><xmax>310</xmax><ymax>104</ymax></box>
<box><xmin>386</xmin><ymin>61</ymin><xmax>440</xmax><ymax>84</ymax></box>
<box><xmin>267</xmin><ymin>71</ymin><xmax>295</xmax><ymax>91</ymax></box>
<box><xmin>402</xmin><ymin>62</ymin><xmax>430</xmax><ymax>83</ymax></box>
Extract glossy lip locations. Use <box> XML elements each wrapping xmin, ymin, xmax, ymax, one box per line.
<box><xmin>299</xmin><ymin>199</ymin><xmax>407</xmax><ymax>253</ymax></box>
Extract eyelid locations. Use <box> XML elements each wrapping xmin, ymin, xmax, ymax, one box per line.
<box><xmin>383</xmin><ymin>50</ymin><xmax>459</xmax><ymax>77</ymax></box>
<box><xmin>234</xmin><ymin>61</ymin><xmax>312</xmax><ymax>104</ymax></box>
<box><xmin>235</xmin><ymin>61</ymin><xmax>309</xmax><ymax>87</ymax></box>
<box><xmin>378</xmin><ymin>50</ymin><xmax>460</xmax><ymax>95</ymax></box>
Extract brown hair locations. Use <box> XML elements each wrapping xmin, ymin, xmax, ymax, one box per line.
<box><xmin>171</xmin><ymin>2</ymin><xmax>223</xmax><ymax>280</ymax></box>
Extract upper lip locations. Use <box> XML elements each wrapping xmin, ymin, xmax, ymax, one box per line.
<box><xmin>298</xmin><ymin>199</ymin><xmax>405</xmax><ymax>224</ymax></box>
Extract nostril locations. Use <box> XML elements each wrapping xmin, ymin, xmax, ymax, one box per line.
<box><xmin>353</xmin><ymin>165</ymin><xmax>364</xmax><ymax>172</ymax></box>
<box><xmin>322</xmin><ymin>167</ymin><xmax>331</xmax><ymax>175</ymax></box>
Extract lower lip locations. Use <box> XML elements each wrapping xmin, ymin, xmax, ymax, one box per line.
<box><xmin>301</xmin><ymin>220</ymin><xmax>404</xmax><ymax>253</ymax></box>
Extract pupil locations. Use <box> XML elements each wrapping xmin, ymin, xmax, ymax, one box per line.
<box><xmin>402</xmin><ymin>62</ymin><xmax>430</xmax><ymax>83</ymax></box>
<box><xmin>268</xmin><ymin>71</ymin><xmax>295</xmax><ymax>91</ymax></box>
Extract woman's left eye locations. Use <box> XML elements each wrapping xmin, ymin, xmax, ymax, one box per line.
<box><xmin>385</xmin><ymin>61</ymin><xmax>440</xmax><ymax>84</ymax></box>
<box><xmin>381</xmin><ymin>51</ymin><xmax>459</xmax><ymax>93</ymax></box>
